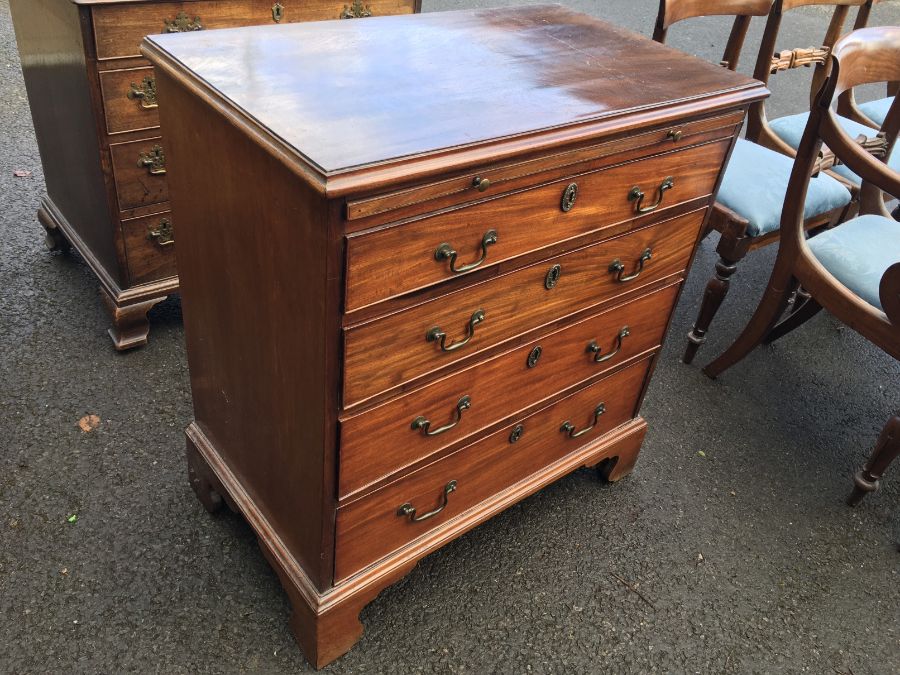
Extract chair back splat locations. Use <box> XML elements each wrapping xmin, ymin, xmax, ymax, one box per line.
<box><xmin>745</xmin><ymin>0</ymin><xmax>870</xmax><ymax>152</ymax></box>
<box><xmin>652</xmin><ymin>0</ymin><xmax>773</xmax><ymax>70</ymax></box>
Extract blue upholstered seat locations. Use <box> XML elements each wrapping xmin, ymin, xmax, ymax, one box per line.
<box><xmin>858</xmin><ymin>96</ymin><xmax>893</xmax><ymax>127</ymax></box>
<box><xmin>807</xmin><ymin>214</ymin><xmax>900</xmax><ymax>310</ymax></box>
<box><xmin>770</xmin><ymin>111</ymin><xmax>899</xmax><ymax>184</ymax></box>
<box><xmin>716</xmin><ymin>139</ymin><xmax>852</xmax><ymax>237</ymax></box>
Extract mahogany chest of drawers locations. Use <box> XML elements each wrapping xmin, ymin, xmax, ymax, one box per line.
<box><xmin>10</xmin><ymin>0</ymin><xmax>418</xmax><ymax>350</ymax></box>
<box><xmin>142</xmin><ymin>6</ymin><xmax>767</xmax><ymax>668</ymax></box>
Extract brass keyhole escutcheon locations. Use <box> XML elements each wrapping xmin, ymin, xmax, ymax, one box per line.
<box><xmin>527</xmin><ymin>345</ymin><xmax>542</xmax><ymax>369</ymax></box>
<box><xmin>272</xmin><ymin>2</ymin><xmax>284</xmax><ymax>22</ymax></box>
<box><xmin>509</xmin><ymin>424</ymin><xmax>525</xmax><ymax>444</ymax></box>
<box><xmin>560</xmin><ymin>182</ymin><xmax>578</xmax><ymax>212</ymax></box>
<box><xmin>545</xmin><ymin>264</ymin><xmax>562</xmax><ymax>290</ymax></box>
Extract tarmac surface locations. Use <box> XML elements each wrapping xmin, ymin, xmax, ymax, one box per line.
<box><xmin>1</xmin><ymin>0</ymin><xmax>898</xmax><ymax>673</ymax></box>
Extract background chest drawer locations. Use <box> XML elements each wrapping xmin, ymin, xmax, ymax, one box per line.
<box><xmin>343</xmin><ymin>209</ymin><xmax>704</xmax><ymax>407</ymax></box>
<box><xmin>345</xmin><ymin>140</ymin><xmax>729</xmax><ymax>311</ymax></box>
<box><xmin>335</xmin><ymin>358</ymin><xmax>651</xmax><ymax>581</ymax></box>
<box><xmin>121</xmin><ymin>211</ymin><xmax>177</xmax><ymax>285</ymax></box>
<box><xmin>92</xmin><ymin>0</ymin><xmax>418</xmax><ymax>61</ymax></box>
<box><xmin>339</xmin><ymin>283</ymin><xmax>679</xmax><ymax>498</ymax></box>
<box><xmin>99</xmin><ymin>67</ymin><xmax>160</xmax><ymax>135</ymax></box>
<box><xmin>109</xmin><ymin>138</ymin><xmax>169</xmax><ymax>211</ymax></box>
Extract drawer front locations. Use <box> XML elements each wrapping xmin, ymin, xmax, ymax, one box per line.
<box><xmin>100</xmin><ymin>67</ymin><xmax>160</xmax><ymax>135</ymax></box>
<box><xmin>335</xmin><ymin>359</ymin><xmax>651</xmax><ymax>581</ymax></box>
<box><xmin>110</xmin><ymin>138</ymin><xmax>169</xmax><ymax>211</ymax></box>
<box><xmin>122</xmin><ymin>211</ymin><xmax>177</xmax><ymax>285</ymax></box>
<box><xmin>346</xmin><ymin>112</ymin><xmax>744</xmax><ymax>222</ymax></box>
<box><xmin>345</xmin><ymin>140</ymin><xmax>728</xmax><ymax>311</ymax></box>
<box><xmin>340</xmin><ymin>283</ymin><xmax>678</xmax><ymax>497</ymax></box>
<box><xmin>92</xmin><ymin>0</ymin><xmax>418</xmax><ymax>61</ymax></box>
<box><xmin>343</xmin><ymin>209</ymin><xmax>704</xmax><ymax>407</ymax></box>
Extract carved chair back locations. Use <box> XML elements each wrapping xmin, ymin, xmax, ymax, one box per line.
<box><xmin>837</xmin><ymin>1</ymin><xmax>898</xmax><ymax>128</ymax></box>
<box><xmin>745</xmin><ymin>0</ymin><xmax>872</xmax><ymax>151</ymax></box>
<box><xmin>653</xmin><ymin>0</ymin><xmax>774</xmax><ymax>70</ymax></box>
<box><xmin>782</xmin><ymin>26</ymin><xmax>900</xmax><ymax>354</ymax></box>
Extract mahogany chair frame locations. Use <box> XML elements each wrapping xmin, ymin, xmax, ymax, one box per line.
<box><xmin>837</xmin><ymin>1</ymin><xmax>899</xmax><ymax>128</ymax></box>
<box><xmin>653</xmin><ymin>0</ymin><xmax>857</xmax><ymax>365</ymax></box>
<box><xmin>703</xmin><ymin>26</ymin><xmax>900</xmax><ymax>504</ymax></box>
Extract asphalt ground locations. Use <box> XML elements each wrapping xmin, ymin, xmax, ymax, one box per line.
<box><xmin>1</xmin><ymin>1</ymin><xmax>898</xmax><ymax>673</ymax></box>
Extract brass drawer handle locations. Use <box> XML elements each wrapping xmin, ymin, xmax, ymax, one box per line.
<box><xmin>587</xmin><ymin>326</ymin><xmax>630</xmax><ymax>363</ymax></box>
<box><xmin>147</xmin><ymin>218</ymin><xmax>174</xmax><ymax>247</ymax></box>
<box><xmin>137</xmin><ymin>145</ymin><xmax>166</xmax><ymax>176</ymax></box>
<box><xmin>398</xmin><ymin>480</ymin><xmax>457</xmax><ymax>522</ymax></box>
<box><xmin>667</xmin><ymin>129</ymin><xmax>683</xmax><ymax>142</ymax></box>
<box><xmin>435</xmin><ymin>230</ymin><xmax>498</xmax><ymax>274</ymax></box>
<box><xmin>472</xmin><ymin>176</ymin><xmax>491</xmax><ymax>192</ymax></box>
<box><xmin>412</xmin><ymin>396</ymin><xmax>471</xmax><ymax>437</ymax></box>
<box><xmin>609</xmin><ymin>248</ymin><xmax>652</xmax><ymax>283</ymax></box>
<box><xmin>340</xmin><ymin>0</ymin><xmax>372</xmax><ymax>18</ymax></box>
<box><xmin>628</xmin><ymin>176</ymin><xmax>674</xmax><ymax>214</ymax></box>
<box><xmin>164</xmin><ymin>11</ymin><xmax>202</xmax><ymax>32</ymax></box>
<box><xmin>127</xmin><ymin>75</ymin><xmax>158</xmax><ymax>110</ymax></box>
<box><xmin>272</xmin><ymin>2</ymin><xmax>284</xmax><ymax>22</ymax></box>
<box><xmin>427</xmin><ymin>309</ymin><xmax>485</xmax><ymax>352</ymax></box>
<box><xmin>560</xmin><ymin>403</ymin><xmax>606</xmax><ymax>439</ymax></box>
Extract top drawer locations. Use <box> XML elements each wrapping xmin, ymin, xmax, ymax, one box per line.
<box><xmin>344</xmin><ymin>139</ymin><xmax>729</xmax><ymax>311</ymax></box>
<box><xmin>92</xmin><ymin>0</ymin><xmax>417</xmax><ymax>61</ymax></box>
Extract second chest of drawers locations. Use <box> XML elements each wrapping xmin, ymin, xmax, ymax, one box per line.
<box><xmin>11</xmin><ymin>0</ymin><xmax>419</xmax><ymax>349</ymax></box>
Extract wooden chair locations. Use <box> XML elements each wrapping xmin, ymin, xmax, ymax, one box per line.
<box><xmin>652</xmin><ymin>0</ymin><xmax>855</xmax><ymax>365</ymax></box>
<box><xmin>751</xmin><ymin>0</ymin><xmax>899</xmax><ymax>191</ymax></box>
<box><xmin>702</xmin><ymin>26</ymin><xmax>900</xmax><ymax>505</ymax></box>
<box><xmin>836</xmin><ymin>0</ymin><xmax>898</xmax><ymax>129</ymax></box>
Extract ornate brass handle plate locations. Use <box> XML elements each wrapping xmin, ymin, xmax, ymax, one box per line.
<box><xmin>127</xmin><ymin>75</ymin><xmax>158</xmax><ymax>110</ymax></box>
<box><xmin>137</xmin><ymin>145</ymin><xmax>166</xmax><ymax>175</ymax></box>
<box><xmin>609</xmin><ymin>248</ymin><xmax>652</xmax><ymax>283</ymax></box>
<box><xmin>164</xmin><ymin>11</ymin><xmax>202</xmax><ymax>32</ymax></box>
<box><xmin>147</xmin><ymin>218</ymin><xmax>174</xmax><ymax>247</ymax></box>
<box><xmin>628</xmin><ymin>176</ymin><xmax>674</xmax><ymax>214</ymax></box>
<box><xmin>398</xmin><ymin>480</ymin><xmax>457</xmax><ymax>522</ymax></box>
<box><xmin>560</xmin><ymin>403</ymin><xmax>606</xmax><ymax>439</ymax></box>
<box><xmin>427</xmin><ymin>309</ymin><xmax>485</xmax><ymax>352</ymax></box>
<box><xmin>340</xmin><ymin>0</ymin><xmax>372</xmax><ymax>18</ymax></box>
<box><xmin>560</xmin><ymin>182</ymin><xmax>578</xmax><ymax>212</ymax></box>
<box><xmin>412</xmin><ymin>396</ymin><xmax>471</xmax><ymax>437</ymax></box>
<box><xmin>272</xmin><ymin>2</ymin><xmax>285</xmax><ymax>22</ymax></box>
<box><xmin>587</xmin><ymin>326</ymin><xmax>630</xmax><ymax>363</ymax></box>
<box><xmin>435</xmin><ymin>230</ymin><xmax>498</xmax><ymax>275</ymax></box>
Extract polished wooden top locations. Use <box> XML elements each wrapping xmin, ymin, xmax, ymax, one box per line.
<box><xmin>143</xmin><ymin>5</ymin><xmax>765</xmax><ymax>183</ymax></box>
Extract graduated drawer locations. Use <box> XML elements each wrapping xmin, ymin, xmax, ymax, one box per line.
<box><xmin>100</xmin><ymin>67</ymin><xmax>160</xmax><ymax>135</ymax></box>
<box><xmin>343</xmin><ymin>209</ymin><xmax>703</xmax><ymax>407</ymax></box>
<box><xmin>344</xmin><ymin>139</ymin><xmax>728</xmax><ymax>311</ymax></box>
<box><xmin>110</xmin><ymin>137</ymin><xmax>169</xmax><ymax>211</ymax></box>
<box><xmin>122</xmin><ymin>211</ymin><xmax>177</xmax><ymax>285</ymax></box>
<box><xmin>335</xmin><ymin>358</ymin><xmax>651</xmax><ymax>581</ymax></box>
<box><xmin>91</xmin><ymin>0</ymin><xmax>417</xmax><ymax>61</ymax></box>
<box><xmin>339</xmin><ymin>282</ymin><xmax>678</xmax><ymax>498</ymax></box>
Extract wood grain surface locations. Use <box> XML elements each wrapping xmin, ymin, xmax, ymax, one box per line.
<box><xmin>345</xmin><ymin>140</ymin><xmax>728</xmax><ymax>310</ymax></box>
<box><xmin>343</xmin><ymin>210</ymin><xmax>705</xmax><ymax>406</ymax></box>
<box><xmin>339</xmin><ymin>283</ymin><xmax>679</xmax><ymax>497</ymax></box>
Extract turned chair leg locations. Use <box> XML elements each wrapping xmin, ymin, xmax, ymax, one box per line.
<box><xmin>683</xmin><ymin>255</ymin><xmax>742</xmax><ymax>364</ymax></box>
<box><xmin>847</xmin><ymin>414</ymin><xmax>900</xmax><ymax>506</ymax></box>
<box><xmin>702</xmin><ymin>263</ymin><xmax>797</xmax><ymax>379</ymax></box>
